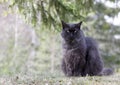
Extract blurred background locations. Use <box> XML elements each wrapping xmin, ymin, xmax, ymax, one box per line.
<box><xmin>0</xmin><ymin>0</ymin><xmax>120</xmax><ymax>77</ymax></box>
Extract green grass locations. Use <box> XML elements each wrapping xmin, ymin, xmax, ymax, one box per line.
<box><xmin>0</xmin><ymin>73</ymin><xmax>120</xmax><ymax>85</ymax></box>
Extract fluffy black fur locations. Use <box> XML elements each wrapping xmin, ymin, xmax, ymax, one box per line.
<box><xmin>61</xmin><ymin>21</ymin><xmax>113</xmax><ymax>77</ymax></box>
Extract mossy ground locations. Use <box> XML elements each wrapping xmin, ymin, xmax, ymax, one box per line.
<box><xmin>0</xmin><ymin>73</ymin><xmax>119</xmax><ymax>85</ymax></box>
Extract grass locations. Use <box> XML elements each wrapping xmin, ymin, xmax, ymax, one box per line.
<box><xmin>0</xmin><ymin>73</ymin><xmax>120</xmax><ymax>85</ymax></box>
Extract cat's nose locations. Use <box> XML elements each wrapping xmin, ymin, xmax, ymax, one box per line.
<box><xmin>70</xmin><ymin>34</ymin><xmax>73</xmax><ymax>37</ymax></box>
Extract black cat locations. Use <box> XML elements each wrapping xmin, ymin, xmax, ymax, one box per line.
<box><xmin>61</xmin><ymin>21</ymin><xmax>113</xmax><ymax>77</ymax></box>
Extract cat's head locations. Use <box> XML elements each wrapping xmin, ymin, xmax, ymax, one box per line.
<box><xmin>61</xmin><ymin>21</ymin><xmax>83</xmax><ymax>44</ymax></box>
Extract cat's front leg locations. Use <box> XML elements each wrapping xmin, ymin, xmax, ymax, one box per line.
<box><xmin>62</xmin><ymin>59</ymin><xmax>67</xmax><ymax>75</ymax></box>
<box><xmin>66</xmin><ymin>64</ymin><xmax>73</xmax><ymax>76</ymax></box>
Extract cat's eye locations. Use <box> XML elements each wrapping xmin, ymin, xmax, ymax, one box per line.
<box><xmin>74</xmin><ymin>31</ymin><xmax>77</xmax><ymax>33</ymax></box>
<box><xmin>66</xmin><ymin>30</ymin><xmax>69</xmax><ymax>33</ymax></box>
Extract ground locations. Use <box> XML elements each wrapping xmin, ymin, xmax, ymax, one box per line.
<box><xmin>0</xmin><ymin>73</ymin><xmax>120</xmax><ymax>85</ymax></box>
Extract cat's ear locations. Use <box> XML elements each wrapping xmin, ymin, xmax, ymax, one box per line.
<box><xmin>75</xmin><ymin>21</ymin><xmax>82</xmax><ymax>29</ymax></box>
<box><xmin>61</xmin><ymin>20</ymin><xmax>68</xmax><ymax>29</ymax></box>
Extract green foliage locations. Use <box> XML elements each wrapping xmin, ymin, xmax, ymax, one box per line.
<box><xmin>9</xmin><ymin>0</ymin><xmax>94</xmax><ymax>29</ymax></box>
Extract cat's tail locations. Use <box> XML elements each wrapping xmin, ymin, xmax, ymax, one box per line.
<box><xmin>99</xmin><ymin>68</ymin><xmax>114</xmax><ymax>76</ymax></box>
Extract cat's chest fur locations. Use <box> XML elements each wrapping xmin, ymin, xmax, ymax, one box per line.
<box><xmin>63</xmin><ymin>44</ymin><xmax>87</xmax><ymax>68</ymax></box>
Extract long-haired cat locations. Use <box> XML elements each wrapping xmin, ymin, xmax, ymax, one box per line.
<box><xmin>61</xmin><ymin>21</ymin><xmax>113</xmax><ymax>76</ymax></box>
